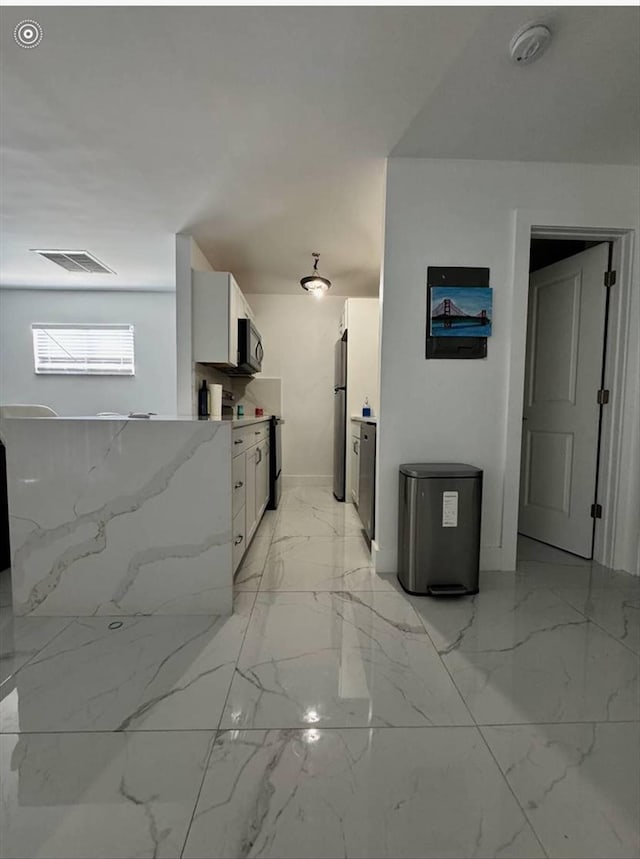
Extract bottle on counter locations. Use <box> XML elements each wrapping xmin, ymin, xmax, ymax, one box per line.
<box><xmin>198</xmin><ymin>380</ymin><xmax>210</xmax><ymax>419</ymax></box>
<box><xmin>362</xmin><ymin>397</ymin><xmax>372</xmax><ymax>418</ymax></box>
<box><xmin>237</xmin><ymin>404</ymin><xmax>244</xmax><ymax>418</ymax></box>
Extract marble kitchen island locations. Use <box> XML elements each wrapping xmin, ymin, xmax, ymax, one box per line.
<box><xmin>1</xmin><ymin>416</ymin><xmax>234</xmax><ymax>617</ymax></box>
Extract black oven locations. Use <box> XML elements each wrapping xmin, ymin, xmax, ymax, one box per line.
<box><xmin>268</xmin><ymin>417</ymin><xmax>283</xmax><ymax>510</ymax></box>
<box><xmin>232</xmin><ymin>318</ymin><xmax>263</xmax><ymax>375</ymax></box>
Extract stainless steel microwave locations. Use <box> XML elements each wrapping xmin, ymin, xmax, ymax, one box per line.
<box><xmin>230</xmin><ymin>318</ymin><xmax>263</xmax><ymax>375</ymax></box>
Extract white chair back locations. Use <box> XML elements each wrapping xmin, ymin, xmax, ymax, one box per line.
<box><xmin>0</xmin><ymin>404</ymin><xmax>59</xmax><ymax>418</ymax></box>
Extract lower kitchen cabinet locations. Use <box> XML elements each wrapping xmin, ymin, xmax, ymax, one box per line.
<box><xmin>232</xmin><ymin>505</ymin><xmax>246</xmax><ymax>571</ymax></box>
<box><xmin>232</xmin><ymin>420</ymin><xmax>271</xmax><ymax>572</ymax></box>
<box><xmin>350</xmin><ymin>424</ymin><xmax>360</xmax><ymax>507</ymax></box>
<box><xmin>232</xmin><ymin>452</ymin><xmax>245</xmax><ymax>518</ymax></box>
<box><xmin>245</xmin><ymin>446</ymin><xmax>258</xmax><ymax>544</ymax></box>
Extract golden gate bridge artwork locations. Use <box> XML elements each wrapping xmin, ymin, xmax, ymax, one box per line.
<box><xmin>429</xmin><ymin>286</ymin><xmax>493</xmax><ymax>337</ymax></box>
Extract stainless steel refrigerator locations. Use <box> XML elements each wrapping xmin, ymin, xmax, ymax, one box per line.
<box><xmin>333</xmin><ymin>333</ymin><xmax>347</xmax><ymax>500</ymax></box>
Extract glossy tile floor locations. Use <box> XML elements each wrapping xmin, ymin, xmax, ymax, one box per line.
<box><xmin>1</xmin><ymin>486</ymin><xmax>639</xmax><ymax>858</ymax></box>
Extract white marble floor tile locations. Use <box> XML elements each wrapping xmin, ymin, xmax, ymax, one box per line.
<box><xmin>443</xmin><ymin>620</ymin><xmax>639</xmax><ymax>725</ymax></box>
<box><xmin>0</xmin><ymin>595</ymin><xmax>254</xmax><ymax>733</ymax></box>
<box><xmin>280</xmin><ymin>485</ymin><xmax>338</xmax><ymax>509</ymax></box>
<box><xmin>235</xmin><ymin>535</ymin><xmax>272</xmax><ymax>591</ymax></box>
<box><xmin>409</xmin><ymin>587</ymin><xmax>585</xmax><ymax>655</ymax></box>
<box><xmin>482</xmin><ymin>722</ymin><xmax>640</xmax><ymax>859</ymax></box>
<box><xmin>0</xmin><ymin>608</ymin><xmax>71</xmax><ymax>684</ymax></box>
<box><xmin>0</xmin><ymin>569</ymin><xmax>12</xmax><ymax>608</ymax></box>
<box><xmin>274</xmin><ymin>503</ymin><xmax>363</xmax><ymax>539</ymax></box>
<box><xmin>0</xmin><ymin>730</ymin><xmax>214</xmax><ymax>859</ymax></box>
<box><xmin>253</xmin><ymin>509</ymin><xmax>280</xmax><ymax>539</ymax></box>
<box><xmin>554</xmin><ymin>587</ymin><xmax>640</xmax><ymax>654</ymax></box>
<box><xmin>221</xmin><ymin>591</ymin><xmax>472</xmax><ymax>730</ymax></box>
<box><xmin>517</xmin><ymin>535</ymin><xmax>591</xmax><ymax>566</ymax></box>
<box><xmin>261</xmin><ymin>534</ymin><xmax>396</xmax><ymax>593</ymax></box>
<box><xmin>182</xmin><ymin>726</ymin><xmax>543</xmax><ymax>859</ymax></box>
<box><xmin>512</xmin><ymin>561</ymin><xmax>640</xmax><ymax>591</ymax></box>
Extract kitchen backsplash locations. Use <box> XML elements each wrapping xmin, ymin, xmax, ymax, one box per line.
<box><xmin>233</xmin><ymin>376</ymin><xmax>282</xmax><ymax>418</ymax></box>
<box><xmin>193</xmin><ymin>364</ymin><xmax>282</xmax><ymax>418</ymax></box>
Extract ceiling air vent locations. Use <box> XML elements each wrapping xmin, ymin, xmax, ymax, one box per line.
<box><xmin>31</xmin><ymin>250</ymin><xmax>115</xmax><ymax>274</ymax></box>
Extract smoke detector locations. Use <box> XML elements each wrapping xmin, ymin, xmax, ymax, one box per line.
<box><xmin>509</xmin><ymin>23</ymin><xmax>552</xmax><ymax>65</ymax></box>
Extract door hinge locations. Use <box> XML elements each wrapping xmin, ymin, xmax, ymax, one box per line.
<box><xmin>590</xmin><ymin>503</ymin><xmax>603</xmax><ymax>519</ymax></box>
<box><xmin>604</xmin><ymin>270</ymin><xmax>616</xmax><ymax>287</ymax></box>
<box><xmin>597</xmin><ymin>389</ymin><xmax>610</xmax><ymax>405</ymax></box>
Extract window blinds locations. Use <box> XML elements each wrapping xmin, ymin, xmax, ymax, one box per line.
<box><xmin>32</xmin><ymin>324</ymin><xmax>135</xmax><ymax>375</ymax></box>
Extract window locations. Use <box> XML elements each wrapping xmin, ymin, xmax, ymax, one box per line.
<box><xmin>32</xmin><ymin>324</ymin><xmax>135</xmax><ymax>376</ymax></box>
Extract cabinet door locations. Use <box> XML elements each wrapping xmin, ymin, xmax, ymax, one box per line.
<box><xmin>233</xmin><ymin>505</ymin><xmax>246</xmax><ymax>572</ymax></box>
<box><xmin>245</xmin><ymin>446</ymin><xmax>258</xmax><ymax>542</ymax></box>
<box><xmin>232</xmin><ymin>452</ymin><xmax>246</xmax><ymax>519</ymax></box>
<box><xmin>351</xmin><ymin>436</ymin><xmax>360</xmax><ymax>506</ymax></box>
<box><xmin>192</xmin><ymin>271</ymin><xmax>233</xmax><ymax>365</ymax></box>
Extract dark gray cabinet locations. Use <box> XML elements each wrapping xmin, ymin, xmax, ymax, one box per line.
<box><xmin>357</xmin><ymin>423</ymin><xmax>376</xmax><ymax>541</ymax></box>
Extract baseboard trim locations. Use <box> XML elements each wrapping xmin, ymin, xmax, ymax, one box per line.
<box><xmin>480</xmin><ymin>546</ymin><xmax>504</xmax><ymax>571</ymax></box>
<box><xmin>282</xmin><ymin>474</ymin><xmax>333</xmax><ymax>487</ymax></box>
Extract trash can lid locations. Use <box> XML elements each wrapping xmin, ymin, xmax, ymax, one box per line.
<box><xmin>399</xmin><ymin>463</ymin><xmax>482</xmax><ymax>478</ymax></box>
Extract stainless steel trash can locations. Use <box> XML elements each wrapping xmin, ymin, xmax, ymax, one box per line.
<box><xmin>397</xmin><ymin>463</ymin><xmax>482</xmax><ymax>596</ymax></box>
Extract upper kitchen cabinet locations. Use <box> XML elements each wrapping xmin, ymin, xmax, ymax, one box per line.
<box><xmin>192</xmin><ymin>270</ymin><xmax>254</xmax><ymax>366</ymax></box>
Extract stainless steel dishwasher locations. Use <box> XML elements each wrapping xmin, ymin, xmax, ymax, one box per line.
<box><xmin>357</xmin><ymin>422</ymin><xmax>376</xmax><ymax>541</ymax></box>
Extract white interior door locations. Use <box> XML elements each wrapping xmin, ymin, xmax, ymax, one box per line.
<box><xmin>519</xmin><ymin>243</ymin><xmax>609</xmax><ymax>558</ymax></box>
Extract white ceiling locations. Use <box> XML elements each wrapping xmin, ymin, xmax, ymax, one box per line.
<box><xmin>1</xmin><ymin>7</ymin><xmax>638</xmax><ymax>295</ymax></box>
<box><xmin>393</xmin><ymin>6</ymin><xmax>640</xmax><ymax>163</ymax></box>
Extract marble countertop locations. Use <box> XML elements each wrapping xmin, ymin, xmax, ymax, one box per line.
<box><xmin>351</xmin><ymin>415</ymin><xmax>378</xmax><ymax>424</ymax></box>
<box><xmin>1</xmin><ymin>414</ymin><xmax>279</xmax><ymax>426</ymax></box>
<box><xmin>1</xmin><ymin>414</ymin><xmax>212</xmax><ymax>422</ymax></box>
<box><xmin>230</xmin><ymin>416</ymin><xmax>275</xmax><ymax>427</ymax></box>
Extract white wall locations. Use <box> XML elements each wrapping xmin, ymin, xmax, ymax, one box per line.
<box><xmin>246</xmin><ymin>294</ymin><xmax>344</xmax><ymax>478</ymax></box>
<box><xmin>377</xmin><ymin>158</ymin><xmax>640</xmax><ymax>574</ymax></box>
<box><xmin>0</xmin><ymin>289</ymin><xmax>176</xmax><ymax>416</ymax></box>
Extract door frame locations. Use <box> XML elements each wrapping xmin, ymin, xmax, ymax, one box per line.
<box><xmin>503</xmin><ymin>210</ymin><xmax>637</xmax><ymax>573</ymax></box>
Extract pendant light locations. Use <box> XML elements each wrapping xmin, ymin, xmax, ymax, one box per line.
<box><xmin>300</xmin><ymin>252</ymin><xmax>331</xmax><ymax>297</ymax></box>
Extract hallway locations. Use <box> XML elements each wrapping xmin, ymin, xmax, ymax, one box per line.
<box><xmin>0</xmin><ymin>486</ymin><xmax>638</xmax><ymax>858</ymax></box>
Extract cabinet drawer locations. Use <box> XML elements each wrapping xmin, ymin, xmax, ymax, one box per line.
<box><xmin>248</xmin><ymin>422</ymin><xmax>268</xmax><ymax>445</ymax></box>
<box><xmin>232</xmin><ymin>505</ymin><xmax>246</xmax><ymax>572</ymax></box>
<box><xmin>232</xmin><ymin>427</ymin><xmax>250</xmax><ymax>455</ymax></box>
<box><xmin>232</xmin><ymin>453</ymin><xmax>246</xmax><ymax>518</ymax></box>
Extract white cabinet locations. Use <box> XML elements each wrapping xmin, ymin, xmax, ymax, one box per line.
<box><xmin>232</xmin><ymin>426</ymin><xmax>250</xmax><ymax>456</ymax></box>
<box><xmin>232</xmin><ymin>452</ymin><xmax>246</xmax><ymax>519</ymax></box>
<box><xmin>351</xmin><ymin>423</ymin><xmax>360</xmax><ymax>506</ymax></box>
<box><xmin>246</xmin><ymin>440</ymin><xmax>270</xmax><ymax>543</ymax></box>
<box><xmin>232</xmin><ymin>505</ymin><xmax>246</xmax><ymax>572</ymax></box>
<box><xmin>192</xmin><ymin>270</ymin><xmax>253</xmax><ymax>367</ymax></box>
<box><xmin>232</xmin><ymin>420</ymin><xmax>271</xmax><ymax>571</ymax></box>
<box><xmin>245</xmin><ymin>446</ymin><xmax>258</xmax><ymax>542</ymax></box>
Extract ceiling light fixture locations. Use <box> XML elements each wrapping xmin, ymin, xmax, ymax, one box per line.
<box><xmin>300</xmin><ymin>252</ymin><xmax>331</xmax><ymax>298</ymax></box>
